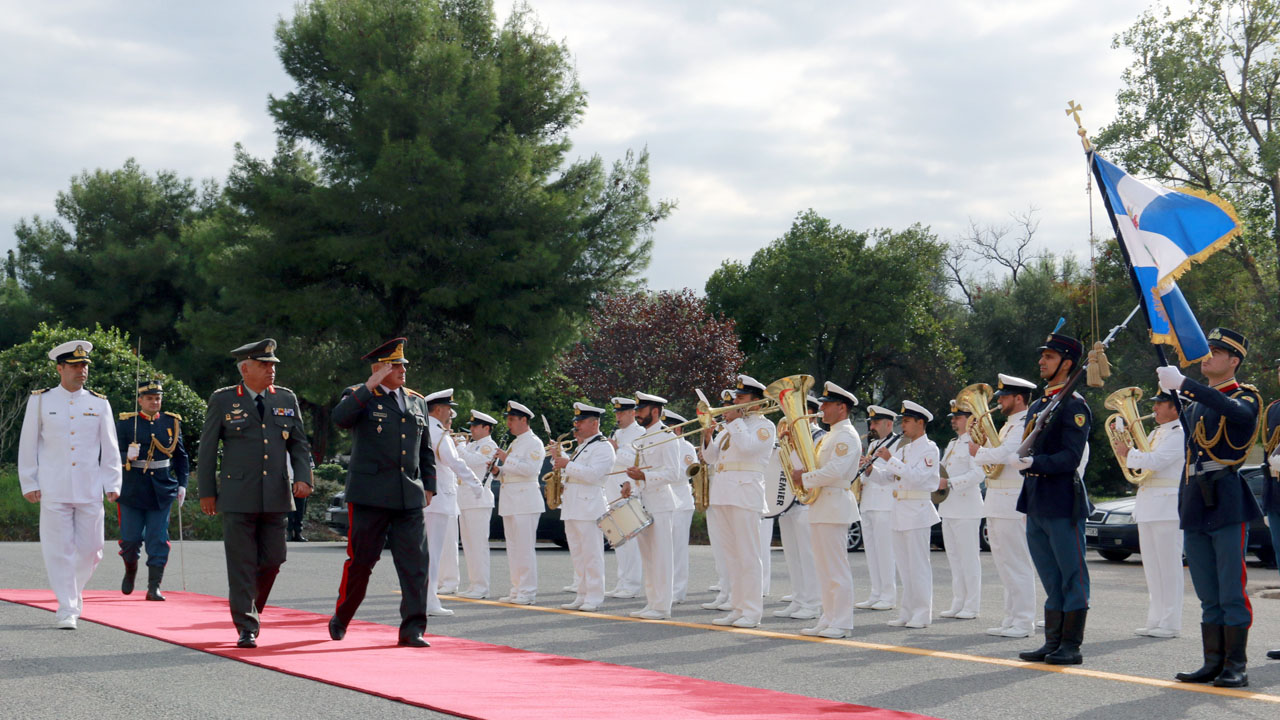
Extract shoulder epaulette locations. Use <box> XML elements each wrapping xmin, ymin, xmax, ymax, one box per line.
<box><xmin>88</xmin><ymin>389</ymin><xmax>107</xmax><ymax>399</ymax></box>
<box><xmin>213</xmin><ymin>385</ymin><xmax>237</xmax><ymax>394</ymax></box>
<box><xmin>1237</xmin><ymin>383</ymin><xmax>1260</xmax><ymax>394</ymax></box>
<box><xmin>273</xmin><ymin>385</ymin><xmax>294</xmax><ymax>395</ymax></box>
<box><xmin>404</xmin><ymin>388</ymin><xmax>425</xmax><ymax>398</ymax></box>
<box><xmin>163</xmin><ymin>411</ymin><xmax>183</xmax><ymax>421</ymax></box>
<box><xmin>346</xmin><ymin>384</ymin><xmax>362</xmax><ymax>392</ymax></box>
<box><xmin>31</xmin><ymin>387</ymin><xmax>51</xmax><ymax>395</ymax></box>
<box><xmin>119</xmin><ymin>411</ymin><xmax>138</xmax><ymax>421</ymax></box>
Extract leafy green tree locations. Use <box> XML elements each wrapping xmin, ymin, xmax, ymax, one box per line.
<box><xmin>706</xmin><ymin>210</ymin><xmax>962</xmax><ymax>414</ymax></box>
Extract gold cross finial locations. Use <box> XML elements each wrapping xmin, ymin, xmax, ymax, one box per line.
<box><xmin>1065</xmin><ymin>100</ymin><xmax>1092</xmax><ymax>151</ymax></box>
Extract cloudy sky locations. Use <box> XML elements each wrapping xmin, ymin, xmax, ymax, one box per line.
<box><xmin>0</xmin><ymin>0</ymin><xmax>1157</xmax><ymax>292</ymax></box>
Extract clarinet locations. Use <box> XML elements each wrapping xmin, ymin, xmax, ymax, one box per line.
<box><xmin>855</xmin><ymin>432</ymin><xmax>902</xmax><ymax>478</ymax></box>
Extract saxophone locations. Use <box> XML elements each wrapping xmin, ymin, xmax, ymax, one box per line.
<box><xmin>688</xmin><ymin>460</ymin><xmax>710</xmax><ymax>512</ymax></box>
<box><xmin>542</xmin><ymin>432</ymin><xmax>574</xmax><ymax>509</ymax></box>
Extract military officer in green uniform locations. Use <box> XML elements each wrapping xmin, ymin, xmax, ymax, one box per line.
<box><xmin>198</xmin><ymin>339</ymin><xmax>313</xmax><ymax>649</ymax></box>
<box><xmin>327</xmin><ymin>337</ymin><xmax>436</xmax><ymax>648</ymax></box>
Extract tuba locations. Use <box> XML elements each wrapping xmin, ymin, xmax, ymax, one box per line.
<box><xmin>956</xmin><ymin>383</ymin><xmax>1003</xmax><ymax>478</ymax></box>
<box><xmin>765</xmin><ymin>375</ymin><xmax>821</xmax><ymax>505</ymax></box>
<box><xmin>1105</xmin><ymin>386</ymin><xmax>1154</xmax><ymax>486</ymax></box>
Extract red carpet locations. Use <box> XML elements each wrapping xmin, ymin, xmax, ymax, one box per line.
<box><xmin>2</xmin><ymin>589</ymin><xmax>936</xmax><ymax>720</ymax></box>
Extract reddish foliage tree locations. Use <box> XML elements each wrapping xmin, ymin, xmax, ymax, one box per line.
<box><xmin>560</xmin><ymin>290</ymin><xmax>745</xmax><ymax>414</ymax></box>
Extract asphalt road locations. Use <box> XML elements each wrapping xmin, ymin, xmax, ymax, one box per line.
<box><xmin>2</xmin><ymin>538</ymin><xmax>1279</xmax><ymax>720</ymax></box>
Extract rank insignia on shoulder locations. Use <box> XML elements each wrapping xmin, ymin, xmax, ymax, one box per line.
<box><xmin>1074</xmin><ymin>414</ymin><xmax>1086</xmax><ymax>427</ymax></box>
<box><xmin>273</xmin><ymin>407</ymin><xmax>295</xmax><ymax>417</ymax></box>
<box><xmin>835</xmin><ymin>442</ymin><xmax>849</xmax><ymax>457</ymax></box>
<box><xmin>756</xmin><ymin>428</ymin><xmax>770</xmax><ymax>441</ymax></box>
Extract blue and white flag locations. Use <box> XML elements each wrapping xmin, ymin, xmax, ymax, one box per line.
<box><xmin>1093</xmin><ymin>154</ymin><xmax>1239</xmax><ymax>365</ymax></box>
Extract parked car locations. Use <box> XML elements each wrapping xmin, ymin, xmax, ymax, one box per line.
<box><xmin>1085</xmin><ymin>465</ymin><xmax>1276</xmax><ymax>565</ymax></box>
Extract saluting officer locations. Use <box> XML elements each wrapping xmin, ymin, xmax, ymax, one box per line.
<box><xmin>1016</xmin><ymin>333</ymin><xmax>1092</xmax><ymax>666</ymax></box>
<box><xmin>1262</xmin><ymin>358</ymin><xmax>1280</xmax><ymax>662</ymax></box>
<box><xmin>456</xmin><ymin>410</ymin><xmax>499</xmax><ymax>599</ymax></box>
<box><xmin>328</xmin><ymin>338</ymin><xmax>435</xmax><ymax>647</ymax></box>
<box><xmin>1157</xmin><ymin>328</ymin><xmax>1263</xmax><ymax>687</ymax></box>
<box><xmin>116</xmin><ymin>378</ymin><xmax>189</xmax><ymax>601</ymax></box>
<box><xmin>18</xmin><ymin>340</ymin><xmax>122</xmax><ymax>630</ymax></box>
<box><xmin>198</xmin><ymin>339</ymin><xmax>314</xmax><ymax>649</ymax></box>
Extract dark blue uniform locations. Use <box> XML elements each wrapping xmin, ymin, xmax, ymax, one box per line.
<box><xmin>116</xmin><ymin>410</ymin><xmax>189</xmax><ymax>569</ymax></box>
<box><xmin>1261</xmin><ymin>399</ymin><xmax>1280</xmax><ymax>576</ymax></box>
<box><xmin>1019</xmin><ymin>386</ymin><xmax>1092</xmax><ymax>613</ymax></box>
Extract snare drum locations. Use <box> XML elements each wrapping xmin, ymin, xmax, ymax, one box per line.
<box><xmin>596</xmin><ymin>497</ymin><xmax>654</xmax><ymax>548</ymax></box>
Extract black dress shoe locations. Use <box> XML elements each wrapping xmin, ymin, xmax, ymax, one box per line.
<box><xmin>237</xmin><ymin>630</ymin><xmax>258</xmax><ymax>649</ymax></box>
<box><xmin>397</xmin><ymin>634</ymin><xmax>430</xmax><ymax>648</ymax></box>
<box><xmin>328</xmin><ymin>617</ymin><xmax>347</xmax><ymax>641</ymax></box>
<box><xmin>1267</xmin><ymin>648</ymin><xmax>1280</xmax><ymax>660</ymax></box>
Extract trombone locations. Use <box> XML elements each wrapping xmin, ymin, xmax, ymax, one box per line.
<box><xmin>631</xmin><ymin>396</ymin><xmax>781</xmax><ymax>449</ymax></box>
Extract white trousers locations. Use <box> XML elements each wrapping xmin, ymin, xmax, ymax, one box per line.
<box><xmin>986</xmin><ymin>515</ymin><xmax>1035</xmax><ymax>632</ymax></box>
<box><xmin>424</xmin><ymin>511</ymin><xmax>457</xmax><ymax>610</ymax></box>
<box><xmin>1138</xmin><ymin>519</ymin><xmax>1184</xmax><ymax>633</ymax></box>
<box><xmin>502</xmin><ymin>513</ymin><xmax>539</xmax><ymax>599</ymax></box>
<box><xmin>636</xmin><ymin>510</ymin><xmax>674</xmax><ymax>614</ymax></box>
<box><xmin>861</xmin><ymin>509</ymin><xmax>896</xmax><ymax>603</ymax></box>
<box><xmin>809</xmin><ymin>521</ymin><xmax>854</xmax><ymax>630</ymax></box>
<box><xmin>671</xmin><ymin>508</ymin><xmax>694</xmax><ymax>601</ymax></box>
<box><xmin>437</xmin><ymin>513</ymin><xmax>460</xmax><ymax>591</ymax></box>
<box><xmin>706</xmin><ymin>503</ymin><xmax>732</xmax><ymax>598</ymax></box>
<box><xmin>459</xmin><ymin>507</ymin><xmax>491</xmax><ymax>595</ymax></box>
<box><xmin>565</xmin><ymin>519</ymin><xmax>606</xmax><ymax>606</ymax></box>
<box><xmin>779</xmin><ymin>507</ymin><xmax>821</xmax><ymax>610</ymax></box>
<box><xmin>941</xmin><ymin>518</ymin><xmax>982</xmax><ymax>614</ymax></box>
<box><xmin>40</xmin><ymin>501</ymin><xmax>104</xmax><ymax>621</ymax></box>
<box><xmin>892</xmin><ymin>527</ymin><xmax>933</xmax><ymax>626</ymax></box>
<box><xmin>709</xmin><ymin>505</ymin><xmax>763</xmax><ymax>622</ymax></box>
<box><xmin>612</xmin><ymin>528</ymin><xmax>644</xmax><ymax>594</ymax></box>
<box><xmin>759</xmin><ymin>516</ymin><xmax>773</xmax><ymax>596</ymax></box>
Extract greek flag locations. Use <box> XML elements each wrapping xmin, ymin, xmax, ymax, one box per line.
<box><xmin>1092</xmin><ymin>154</ymin><xmax>1239</xmax><ymax>365</ymax></box>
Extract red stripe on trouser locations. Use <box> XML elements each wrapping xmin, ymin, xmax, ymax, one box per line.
<box><xmin>116</xmin><ymin>504</ymin><xmax>124</xmax><ymax>555</ymax></box>
<box><xmin>335</xmin><ymin>504</ymin><xmax>355</xmax><ymax>612</ymax></box>
<box><xmin>1240</xmin><ymin>523</ymin><xmax>1252</xmax><ymax>628</ymax></box>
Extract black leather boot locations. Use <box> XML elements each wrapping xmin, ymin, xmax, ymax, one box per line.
<box><xmin>1019</xmin><ymin>609</ymin><xmax>1063</xmax><ymax>662</ymax></box>
<box><xmin>121</xmin><ymin>561</ymin><xmax>138</xmax><ymax>595</ymax></box>
<box><xmin>146</xmin><ymin>566</ymin><xmax>166</xmax><ymax>601</ymax></box>
<box><xmin>1213</xmin><ymin>625</ymin><xmax>1249</xmax><ymax>687</ymax></box>
<box><xmin>1045</xmin><ymin>609</ymin><xmax>1086</xmax><ymax>665</ymax></box>
<box><xmin>1175</xmin><ymin>623</ymin><xmax>1224</xmax><ymax>683</ymax></box>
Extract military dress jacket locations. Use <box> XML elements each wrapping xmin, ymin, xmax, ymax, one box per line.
<box><xmin>116</xmin><ymin>410</ymin><xmax>189</xmax><ymax>510</ymax></box>
<box><xmin>1017</xmin><ymin>389</ymin><xmax>1091</xmax><ymax>520</ymax></box>
<box><xmin>1260</xmin><ymin>398</ymin><xmax>1280</xmax><ymax>515</ymax></box>
<box><xmin>883</xmin><ymin>434</ymin><xmax>942</xmax><ymax>531</ymax></box>
<box><xmin>939</xmin><ymin>433</ymin><xmax>986</xmax><ymax>520</ymax></box>
<box><xmin>799</xmin><ymin>417</ymin><xmax>861</xmax><ymax>525</ymax></box>
<box><xmin>457</xmin><ymin>436</ymin><xmax>497</xmax><ymax>510</ymax></box>
<box><xmin>332</xmin><ymin>384</ymin><xmax>435</xmax><ymax>511</ymax></box>
<box><xmin>18</xmin><ymin>385</ymin><xmax>123</xmax><ymax>503</ymax></box>
<box><xmin>197</xmin><ymin>383</ymin><xmax>314</xmax><ymax>513</ymax></box>
<box><xmin>1177</xmin><ymin>377</ymin><xmax>1263</xmax><ymax>531</ymax></box>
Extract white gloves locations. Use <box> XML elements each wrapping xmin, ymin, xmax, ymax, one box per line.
<box><xmin>1270</xmin><ymin>451</ymin><xmax>1280</xmax><ymax>478</ymax></box>
<box><xmin>176</xmin><ymin>486</ymin><xmax>187</xmax><ymax>506</ymax></box>
<box><xmin>126</xmin><ymin>443</ymin><xmax>140</xmax><ymax>461</ymax></box>
<box><xmin>1157</xmin><ymin>365</ymin><xmax>1186</xmax><ymax>393</ymax></box>
<box><xmin>1011</xmin><ymin>455</ymin><xmax>1034</xmax><ymax>471</ymax></box>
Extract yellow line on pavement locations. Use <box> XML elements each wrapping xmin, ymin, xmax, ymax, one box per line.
<box><xmin>440</xmin><ymin>594</ymin><xmax>1280</xmax><ymax>704</ymax></box>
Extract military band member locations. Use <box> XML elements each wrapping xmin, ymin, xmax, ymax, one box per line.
<box><xmin>773</xmin><ymin>396</ymin><xmax>823</xmax><ymax>621</ymax></box>
<box><xmin>1263</xmin><ymin>358</ymin><xmax>1280</xmax><ymax>662</ymax></box>
<box><xmin>788</xmin><ymin>382</ymin><xmax>860</xmax><ymax>638</ymax></box>
<box><xmin>1157</xmin><ymin>328</ymin><xmax>1262</xmax><ymax>687</ymax></box>
<box><xmin>664</xmin><ymin>409</ymin><xmax>698</xmax><ymax>604</ymax></box>
<box><xmin>621</xmin><ymin>392</ymin><xmax>680</xmax><ymax>619</ymax></box>
<box><xmin>1016</xmin><ymin>333</ymin><xmax>1092</xmax><ymax>665</ymax></box>
<box><xmin>876</xmin><ymin>401</ymin><xmax>940</xmax><ymax>628</ymax></box>
<box><xmin>701</xmin><ymin>375</ymin><xmax>775</xmax><ymax>628</ymax></box>
<box><xmin>857</xmin><ymin>405</ymin><xmax>899</xmax><ymax>610</ymax></box>
<box><xmin>438</xmin><ymin>408</ymin><xmax>463</xmax><ymax>594</ymax></box>
<box><xmin>424</xmin><ymin>389</ymin><xmax>481</xmax><ymax>616</ymax></box>
<box><xmin>969</xmin><ymin>374</ymin><xmax>1037</xmax><ymax>638</ymax></box>
<box><xmin>18</xmin><ymin>340</ymin><xmax>122</xmax><ymax>629</ymax></box>
<box><xmin>116</xmin><ymin>378</ymin><xmax>189</xmax><ymax>601</ymax></box>
<box><xmin>199</xmin><ymin>339</ymin><xmax>313</xmax><ymax>649</ymax></box>
<box><xmin>553</xmin><ymin>402</ymin><xmax>615</xmax><ymax>611</ymax></box>
<box><xmin>1112</xmin><ymin>389</ymin><xmax>1185</xmax><ymax>639</ymax></box>
<box><xmin>495</xmin><ymin>401</ymin><xmax>545</xmax><ymax>604</ymax></box>
<box><xmin>939</xmin><ymin>400</ymin><xmax>983</xmax><ymax>620</ymax></box>
<box><xmin>605</xmin><ymin>396</ymin><xmax>645</xmax><ymax>599</ymax></box>
<box><xmin>456</xmin><ymin>410</ymin><xmax>499</xmax><ymax>598</ymax></box>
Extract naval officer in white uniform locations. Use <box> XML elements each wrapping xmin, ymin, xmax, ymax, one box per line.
<box><xmin>858</xmin><ymin>405</ymin><xmax>900</xmax><ymax>610</ymax></box>
<box><xmin>878</xmin><ymin>400</ymin><xmax>941</xmax><ymax>628</ymax></box>
<box><xmin>424</xmin><ymin>390</ymin><xmax>482</xmax><ymax>615</ymax></box>
<box><xmin>456</xmin><ymin>410</ymin><xmax>499</xmax><ymax>598</ymax></box>
<box><xmin>665</xmin><ymin>409</ymin><xmax>698</xmax><ymax>604</ymax></box>
<box><xmin>622</xmin><ymin>392</ymin><xmax>680</xmax><ymax>619</ymax></box>
<box><xmin>939</xmin><ymin>400</ymin><xmax>985</xmax><ymax>620</ymax></box>
<box><xmin>553</xmin><ymin>402</ymin><xmax>615</xmax><ymax>612</ymax></box>
<box><xmin>605</xmin><ymin>397</ymin><xmax>645</xmax><ymax>598</ymax></box>
<box><xmin>495</xmin><ymin>401</ymin><xmax>545</xmax><ymax>604</ymax></box>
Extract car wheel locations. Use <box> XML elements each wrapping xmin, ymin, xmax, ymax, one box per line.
<box><xmin>1098</xmin><ymin>549</ymin><xmax>1132</xmax><ymax>562</ymax></box>
<box><xmin>979</xmin><ymin>519</ymin><xmax>990</xmax><ymax>551</ymax></box>
<box><xmin>846</xmin><ymin>521</ymin><xmax>863</xmax><ymax>552</ymax></box>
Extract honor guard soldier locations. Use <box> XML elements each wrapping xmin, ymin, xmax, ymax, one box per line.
<box><xmin>1156</xmin><ymin>328</ymin><xmax>1263</xmax><ymax>687</ymax></box>
<box><xmin>423</xmin><ymin>389</ymin><xmax>481</xmax><ymax>616</ymax></box>
<box><xmin>788</xmin><ymin>381</ymin><xmax>860</xmax><ymax>638</ymax></box>
<box><xmin>328</xmin><ymin>338</ymin><xmax>435</xmax><ymax>647</ymax></box>
<box><xmin>1113</xmin><ymin>389</ymin><xmax>1185</xmax><ymax>639</ymax></box>
<box><xmin>877</xmin><ymin>401</ymin><xmax>940</xmax><ymax>628</ymax></box>
<box><xmin>701</xmin><ymin>375</ymin><xmax>776</xmax><ymax>628</ymax></box>
<box><xmin>939</xmin><ymin>400</ymin><xmax>984</xmax><ymax>620</ymax></box>
<box><xmin>1264</xmin><ymin>358</ymin><xmax>1280</xmax><ymax>661</ymax></box>
<box><xmin>605</xmin><ymin>396</ymin><xmax>645</xmax><ymax>599</ymax></box>
<box><xmin>552</xmin><ymin>402</ymin><xmax>615</xmax><ymax>611</ymax></box>
<box><xmin>456</xmin><ymin>410</ymin><xmax>499</xmax><ymax>598</ymax></box>
<box><xmin>664</xmin><ymin>409</ymin><xmax>698</xmax><ymax>604</ymax></box>
<box><xmin>970</xmin><ymin>374</ymin><xmax>1038</xmax><ymax>638</ymax></box>
<box><xmin>857</xmin><ymin>405</ymin><xmax>900</xmax><ymax>610</ymax></box>
<box><xmin>495</xmin><ymin>401</ymin><xmax>545</xmax><ymax>604</ymax></box>
<box><xmin>116</xmin><ymin>378</ymin><xmax>189</xmax><ymax>601</ymax></box>
<box><xmin>622</xmin><ymin>392</ymin><xmax>681</xmax><ymax>620</ymax></box>
<box><xmin>199</xmin><ymin>339</ymin><xmax>313</xmax><ymax>648</ymax></box>
<box><xmin>18</xmin><ymin>341</ymin><xmax>122</xmax><ymax>629</ymax></box>
<box><xmin>1017</xmin><ymin>333</ymin><xmax>1093</xmax><ymax>666</ymax></box>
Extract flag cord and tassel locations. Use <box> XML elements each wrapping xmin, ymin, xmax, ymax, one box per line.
<box><xmin>1073</xmin><ymin>104</ymin><xmax>1110</xmax><ymax>388</ymax></box>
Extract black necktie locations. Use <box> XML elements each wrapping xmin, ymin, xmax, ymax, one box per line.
<box><xmin>256</xmin><ymin>395</ymin><xmax>265</xmax><ymax>419</ymax></box>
